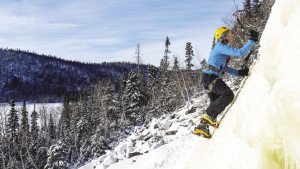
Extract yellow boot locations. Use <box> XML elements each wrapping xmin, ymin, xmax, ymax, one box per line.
<box><xmin>192</xmin><ymin>123</ymin><xmax>211</xmax><ymax>138</ymax></box>
<box><xmin>200</xmin><ymin>114</ymin><xmax>219</xmax><ymax>128</ymax></box>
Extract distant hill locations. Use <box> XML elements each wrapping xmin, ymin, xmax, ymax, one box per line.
<box><xmin>0</xmin><ymin>48</ymin><xmax>152</xmax><ymax>102</ymax></box>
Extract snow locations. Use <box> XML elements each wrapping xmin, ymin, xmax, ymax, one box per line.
<box><xmin>80</xmin><ymin>0</ymin><xmax>300</xmax><ymax>168</ymax></box>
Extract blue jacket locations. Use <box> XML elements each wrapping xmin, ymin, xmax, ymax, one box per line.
<box><xmin>203</xmin><ymin>40</ymin><xmax>255</xmax><ymax>78</ymax></box>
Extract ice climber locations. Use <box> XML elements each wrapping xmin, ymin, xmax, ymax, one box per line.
<box><xmin>193</xmin><ymin>26</ymin><xmax>259</xmax><ymax>138</ymax></box>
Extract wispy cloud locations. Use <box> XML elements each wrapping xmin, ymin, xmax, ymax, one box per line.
<box><xmin>0</xmin><ymin>0</ymin><xmax>244</xmax><ymax>66</ymax></box>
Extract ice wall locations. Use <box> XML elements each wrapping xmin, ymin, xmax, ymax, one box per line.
<box><xmin>240</xmin><ymin>0</ymin><xmax>300</xmax><ymax>167</ymax></box>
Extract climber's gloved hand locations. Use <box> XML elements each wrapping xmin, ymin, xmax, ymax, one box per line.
<box><xmin>238</xmin><ymin>68</ymin><xmax>249</xmax><ymax>76</ymax></box>
<box><xmin>249</xmin><ymin>29</ymin><xmax>259</xmax><ymax>42</ymax></box>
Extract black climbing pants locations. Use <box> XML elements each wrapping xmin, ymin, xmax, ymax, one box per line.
<box><xmin>201</xmin><ymin>73</ymin><xmax>234</xmax><ymax>119</ymax></box>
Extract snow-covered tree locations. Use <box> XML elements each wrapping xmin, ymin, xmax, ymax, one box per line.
<box><xmin>135</xmin><ymin>43</ymin><xmax>142</xmax><ymax>74</ymax></box>
<box><xmin>30</xmin><ymin>104</ymin><xmax>39</xmax><ymax>143</ymax></box>
<box><xmin>144</xmin><ymin>65</ymin><xmax>160</xmax><ymax>120</ymax></box>
<box><xmin>6</xmin><ymin>99</ymin><xmax>19</xmax><ymax>148</ymax></box>
<box><xmin>78</xmin><ymin>139</ymin><xmax>92</xmax><ymax>164</ymax></box>
<box><xmin>90</xmin><ymin>127</ymin><xmax>108</xmax><ymax>158</ymax></box>
<box><xmin>185</xmin><ymin>42</ymin><xmax>194</xmax><ymax>71</ymax></box>
<box><xmin>49</xmin><ymin>113</ymin><xmax>56</xmax><ymax>141</ymax></box>
<box><xmin>103</xmin><ymin>82</ymin><xmax>120</xmax><ymax>128</ymax></box>
<box><xmin>20</xmin><ymin>101</ymin><xmax>29</xmax><ymax>138</ymax></box>
<box><xmin>58</xmin><ymin>98</ymin><xmax>71</xmax><ymax>142</ymax></box>
<box><xmin>158</xmin><ymin>79</ymin><xmax>176</xmax><ymax>114</ymax></box>
<box><xmin>157</xmin><ymin>37</ymin><xmax>176</xmax><ymax>114</ymax></box>
<box><xmin>18</xmin><ymin>101</ymin><xmax>30</xmax><ymax>169</ymax></box>
<box><xmin>173</xmin><ymin>57</ymin><xmax>180</xmax><ymax>73</ymax></box>
<box><xmin>160</xmin><ymin>36</ymin><xmax>171</xmax><ymax>78</ymax></box>
<box><xmin>122</xmin><ymin>72</ymin><xmax>148</xmax><ymax>125</ymax></box>
<box><xmin>44</xmin><ymin>140</ymin><xmax>70</xmax><ymax>169</ymax></box>
<box><xmin>36</xmin><ymin>146</ymin><xmax>48</xmax><ymax>169</ymax></box>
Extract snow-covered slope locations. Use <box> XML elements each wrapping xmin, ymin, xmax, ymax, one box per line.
<box><xmin>81</xmin><ymin>0</ymin><xmax>300</xmax><ymax>168</ymax></box>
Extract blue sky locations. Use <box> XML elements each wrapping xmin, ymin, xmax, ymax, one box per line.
<box><xmin>0</xmin><ymin>0</ymin><xmax>243</xmax><ymax>66</ymax></box>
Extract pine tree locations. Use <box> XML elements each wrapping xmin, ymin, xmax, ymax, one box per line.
<box><xmin>171</xmin><ymin>56</ymin><xmax>184</xmax><ymax>108</ymax></box>
<box><xmin>6</xmin><ymin>99</ymin><xmax>19</xmax><ymax>148</ymax></box>
<box><xmin>76</xmin><ymin>95</ymin><xmax>92</xmax><ymax>145</ymax></box>
<box><xmin>160</xmin><ymin>36</ymin><xmax>171</xmax><ymax>77</ymax></box>
<box><xmin>36</xmin><ymin>147</ymin><xmax>48</xmax><ymax>169</ymax></box>
<box><xmin>49</xmin><ymin>113</ymin><xmax>56</xmax><ymax>141</ymax></box>
<box><xmin>44</xmin><ymin>140</ymin><xmax>70</xmax><ymax>169</ymax></box>
<box><xmin>185</xmin><ymin>42</ymin><xmax>194</xmax><ymax>71</ymax></box>
<box><xmin>27</xmin><ymin>104</ymin><xmax>39</xmax><ymax>169</ymax></box>
<box><xmin>78</xmin><ymin>139</ymin><xmax>91</xmax><ymax>164</ymax></box>
<box><xmin>156</xmin><ymin>37</ymin><xmax>177</xmax><ymax>114</ymax></box>
<box><xmin>90</xmin><ymin>127</ymin><xmax>108</xmax><ymax>158</ymax></box>
<box><xmin>135</xmin><ymin>43</ymin><xmax>142</xmax><ymax>74</ymax></box>
<box><xmin>30</xmin><ymin>104</ymin><xmax>39</xmax><ymax>144</ymax></box>
<box><xmin>18</xmin><ymin>101</ymin><xmax>30</xmax><ymax>168</ymax></box>
<box><xmin>144</xmin><ymin>65</ymin><xmax>160</xmax><ymax>120</ymax></box>
<box><xmin>173</xmin><ymin>57</ymin><xmax>180</xmax><ymax>73</ymax></box>
<box><xmin>74</xmin><ymin>98</ymin><xmax>92</xmax><ymax>164</ymax></box>
<box><xmin>59</xmin><ymin>97</ymin><xmax>71</xmax><ymax>142</ymax></box>
<box><xmin>122</xmin><ymin>72</ymin><xmax>148</xmax><ymax>125</ymax></box>
<box><xmin>159</xmin><ymin>79</ymin><xmax>176</xmax><ymax>114</ymax></box>
<box><xmin>20</xmin><ymin>101</ymin><xmax>29</xmax><ymax>142</ymax></box>
<box><xmin>103</xmin><ymin>82</ymin><xmax>120</xmax><ymax>129</ymax></box>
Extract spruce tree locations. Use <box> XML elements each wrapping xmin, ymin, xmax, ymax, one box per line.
<box><xmin>27</xmin><ymin>104</ymin><xmax>39</xmax><ymax>169</ymax></box>
<box><xmin>160</xmin><ymin>36</ymin><xmax>171</xmax><ymax>77</ymax></box>
<box><xmin>135</xmin><ymin>43</ymin><xmax>142</xmax><ymax>74</ymax></box>
<box><xmin>122</xmin><ymin>72</ymin><xmax>148</xmax><ymax>125</ymax></box>
<box><xmin>49</xmin><ymin>113</ymin><xmax>56</xmax><ymax>141</ymax></box>
<box><xmin>145</xmin><ymin>65</ymin><xmax>159</xmax><ymax>119</ymax></box>
<box><xmin>76</xmin><ymin>95</ymin><xmax>92</xmax><ymax>146</ymax></box>
<box><xmin>159</xmin><ymin>79</ymin><xmax>176</xmax><ymax>114</ymax></box>
<box><xmin>185</xmin><ymin>42</ymin><xmax>194</xmax><ymax>71</ymax></box>
<box><xmin>103</xmin><ymin>82</ymin><xmax>120</xmax><ymax>129</ymax></box>
<box><xmin>6</xmin><ymin>99</ymin><xmax>19</xmax><ymax>148</ymax></box>
<box><xmin>19</xmin><ymin>101</ymin><xmax>30</xmax><ymax>167</ymax></box>
<box><xmin>59</xmin><ymin>97</ymin><xmax>71</xmax><ymax>142</ymax></box>
<box><xmin>157</xmin><ymin>37</ymin><xmax>176</xmax><ymax>114</ymax></box>
<box><xmin>173</xmin><ymin>57</ymin><xmax>180</xmax><ymax>73</ymax></box>
<box><xmin>20</xmin><ymin>101</ymin><xmax>29</xmax><ymax>142</ymax></box>
<box><xmin>44</xmin><ymin>140</ymin><xmax>70</xmax><ymax>169</ymax></box>
<box><xmin>30</xmin><ymin>104</ymin><xmax>39</xmax><ymax>145</ymax></box>
<box><xmin>171</xmin><ymin>57</ymin><xmax>183</xmax><ymax>108</ymax></box>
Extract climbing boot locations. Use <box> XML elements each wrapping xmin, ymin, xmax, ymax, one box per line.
<box><xmin>192</xmin><ymin>123</ymin><xmax>211</xmax><ymax>138</ymax></box>
<box><xmin>200</xmin><ymin>114</ymin><xmax>219</xmax><ymax>128</ymax></box>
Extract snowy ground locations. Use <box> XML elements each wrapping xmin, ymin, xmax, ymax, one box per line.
<box><xmin>78</xmin><ymin>94</ymin><xmax>210</xmax><ymax>169</ymax></box>
<box><xmin>80</xmin><ymin>0</ymin><xmax>300</xmax><ymax>168</ymax></box>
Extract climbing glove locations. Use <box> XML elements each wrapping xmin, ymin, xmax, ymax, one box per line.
<box><xmin>238</xmin><ymin>68</ymin><xmax>249</xmax><ymax>76</ymax></box>
<box><xmin>249</xmin><ymin>29</ymin><xmax>259</xmax><ymax>42</ymax></box>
